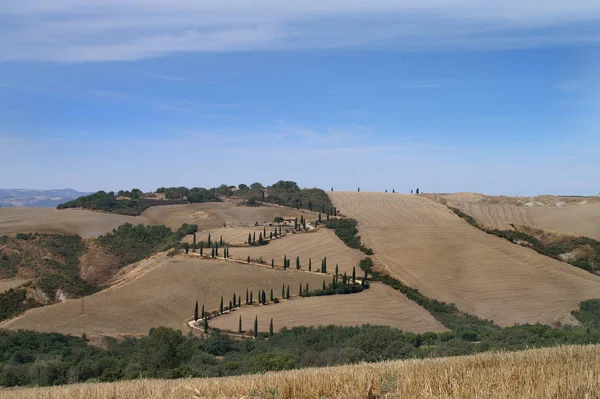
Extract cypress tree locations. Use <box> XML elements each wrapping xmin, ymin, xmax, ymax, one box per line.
<box><xmin>327</xmin><ymin>213</ymin><xmax>330</xmax><ymax>221</ymax></box>
<box><xmin>270</xmin><ymin>232</ymin><xmax>273</xmax><ymax>239</ymax></box>
<box><xmin>215</xmin><ymin>244</ymin><xmax>219</xmax><ymax>257</ymax></box>
<box><xmin>229</xmin><ymin>300</ymin><xmax>232</xmax><ymax>311</ymax></box>
<box><xmin>233</xmin><ymin>293</ymin><xmax>236</xmax><ymax>308</ymax></box>
<box><xmin>239</xmin><ymin>315</ymin><xmax>242</xmax><ymax>333</ymax></box>
<box><xmin>250</xmin><ymin>291</ymin><xmax>253</xmax><ymax>304</ymax></box>
<box><xmin>392</xmin><ymin>189</ymin><xmax>395</xmax><ymax>193</ymax></box>
<box><xmin>247</xmin><ymin>255</ymin><xmax>250</xmax><ymax>264</ymax></box>
<box><xmin>282</xmin><ymin>283</ymin><xmax>285</xmax><ymax>298</ymax></box>
<box><xmin>283</xmin><ymin>255</ymin><xmax>287</xmax><ymax>269</ymax></box>
<box><xmin>343</xmin><ymin>272</ymin><xmax>347</xmax><ymax>285</ymax></box>
<box><xmin>203</xmin><ymin>317</ymin><xmax>209</xmax><ymax>333</ymax></box>
<box><xmin>358</xmin><ymin>187</ymin><xmax>360</xmax><ymax>192</ymax></box>
<box><xmin>193</xmin><ymin>232</ymin><xmax>197</xmax><ymax>244</ymax></box>
<box><xmin>335</xmin><ymin>264</ymin><xmax>339</xmax><ymax>276</ymax></box>
<box><xmin>322</xmin><ymin>280</ymin><xmax>326</xmax><ymax>290</ymax></box>
<box><xmin>258</xmin><ymin>232</ymin><xmax>263</xmax><ymax>245</ymax></box>
<box><xmin>211</xmin><ymin>247</ymin><xmax>215</xmax><ymax>258</ymax></box>
<box><xmin>332</xmin><ymin>274</ymin><xmax>337</xmax><ymax>289</ymax></box>
<box><xmin>270</xmin><ymin>288</ymin><xmax>274</xmax><ymax>302</ymax></box>
<box><xmin>318</xmin><ymin>212</ymin><xmax>322</xmax><ymax>222</ymax></box>
<box><xmin>363</xmin><ymin>270</ymin><xmax>368</xmax><ymax>286</ymax></box>
<box><xmin>246</xmin><ymin>288</ymin><xmax>249</xmax><ymax>305</ymax></box>
<box><xmin>220</xmin><ymin>296</ymin><xmax>224</xmax><ymax>314</ymax></box>
<box><xmin>262</xmin><ymin>290</ymin><xmax>266</xmax><ymax>304</ymax></box>
<box><xmin>287</xmin><ymin>259</ymin><xmax>291</xmax><ymax>269</ymax></box>
<box><xmin>200</xmin><ymin>242</ymin><xmax>203</xmax><ymax>256</ymax></box>
<box><xmin>305</xmin><ymin>282</ymin><xmax>309</xmax><ymax>295</ymax></box>
<box><xmin>352</xmin><ymin>266</ymin><xmax>356</xmax><ymax>284</ymax></box>
<box><xmin>323</xmin><ymin>257</ymin><xmax>327</xmax><ymax>273</ymax></box>
<box><xmin>194</xmin><ymin>300</ymin><xmax>199</xmax><ymax>321</ymax></box>
<box><xmin>201</xmin><ymin>304</ymin><xmax>205</xmax><ymax>319</ymax></box>
<box><xmin>303</xmin><ymin>219</ymin><xmax>306</xmax><ymax>230</ymax></box>
<box><xmin>262</xmin><ymin>190</ymin><xmax>265</xmax><ymax>200</ymax></box>
<box><xmin>185</xmin><ymin>243</ymin><xmax>189</xmax><ymax>254</ymax></box>
<box><xmin>286</xmin><ymin>285</ymin><xmax>290</xmax><ymax>299</ymax></box>
<box><xmin>208</xmin><ymin>233</ymin><xmax>211</xmax><ymax>246</ymax></box>
<box><xmin>299</xmin><ymin>283</ymin><xmax>302</xmax><ymax>297</ymax></box>
<box><xmin>220</xmin><ymin>235</ymin><xmax>223</xmax><ymax>246</ymax></box>
<box><xmin>253</xmin><ymin>231</ymin><xmax>256</xmax><ymax>243</ymax></box>
<box><xmin>264</xmin><ymin>227</ymin><xmax>266</xmax><ymax>237</ymax></box>
<box><xmin>254</xmin><ymin>316</ymin><xmax>258</xmax><ymax>338</ymax></box>
<box><xmin>279</xmin><ymin>226</ymin><xmax>282</xmax><ymax>235</ymax></box>
<box><xmin>269</xmin><ymin>318</ymin><xmax>274</xmax><ymax>336</ymax></box>
<box><xmin>271</xmin><ymin>258</ymin><xmax>275</xmax><ymax>268</ymax></box>
<box><xmin>309</xmin><ymin>258</ymin><xmax>312</xmax><ymax>271</ymax></box>
<box><xmin>296</xmin><ymin>256</ymin><xmax>300</xmax><ymax>270</ymax></box>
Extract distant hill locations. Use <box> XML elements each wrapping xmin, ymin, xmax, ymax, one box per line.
<box><xmin>0</xmin><ymin>189</ymin><xmax>92</xmax><ymax>208</ymax></box>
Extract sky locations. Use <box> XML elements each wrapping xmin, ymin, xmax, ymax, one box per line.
<box><xmin>1</xmin><ymin>1</ymin><xmax>600</xmax><ymax>195</ymax></box>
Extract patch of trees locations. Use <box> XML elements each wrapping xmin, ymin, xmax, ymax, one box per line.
<box><xmin>0</xmin><ymin>288</ymin><xmax>39</xmax><ymax>321</ymax></box>
<box><xmin>449</xmin><ymin>207</ymin><xmax>600</xmax><ymax>274</ymax></box>
<box><xmin>57</xmin><ymin>191</ymin><xmax>186</xmax><ymax>216</ymax></box>
<box><xmin>96</xmin><ymin>224</ymin><xmax>182</xmax><ymax>268</ymax></box>
<box><xmin>3</xmin><ymin>307</ymin><xmax>600</xmax><ymax>388</ymax></box>
<box><xmin>235</xmin><ymin>181</ymin><xmax>333</xmax><ymax>212</ymax></box>
<box><xmin>325</xmin><ymin>218</ymin><xmax>374</xmax><ymax>255</ymax></box>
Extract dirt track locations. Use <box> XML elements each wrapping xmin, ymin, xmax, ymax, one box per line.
<box><xmin>329</xmin><ymin>191</ymin><xmax>600</xmax><ymax>326</ymax></box>
<box><xmin>210</xmin><ymin>282</ymin><xmax>447</xmax><ymax>334</ymax></box>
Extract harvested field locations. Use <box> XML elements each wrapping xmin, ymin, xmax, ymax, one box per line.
<box><xmin>189</xmin><ymin>226</ymin><xmax>279</xmax><ymax>245</ymax></box>
<box><xmin>210</xmin><ymin>282</ymin><xmax>447</xmax><ymax>334</ymax></box>
<box><xmin>329</xmin><ymin>192</ymin><xmax>600</xmax><ymax>326</ymax></box>
<box><xmin>0</xmin><ymin>258</ymin><xmax>326</xmax><ymax>337</ymax></box>
<box><xmin>2</xmin><ymin>345</ymin><xmax>598</xmax><ymax>399</ymax></box>
<box><xmin>0</xmin><ymin>208</ymin><xmax>137</xmax><ymax>238</ymax></box>
<box><xmin>0</xmin><ymin>278</ymin><xmax>30</xmax><ymax>293</ymax></box>
<box><xmin>229</xmin><ymin>229</ymin><xmax>364</xmax><ymax>274</ymax></box>
<box><xmin>444</xmin><ymin>196</ymin><xmax>600</xmax><ymax>240</ymax></box>
<box><xmin>0</xmin><ymin>203</ymin><xmax>311</xmax><ymax>238</ymax></box>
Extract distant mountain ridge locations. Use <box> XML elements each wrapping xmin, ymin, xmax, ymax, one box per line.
<box><xmin>0</xmin><ymin>189</ymin><xmax>92</xmax><ymax>208</ymax></box>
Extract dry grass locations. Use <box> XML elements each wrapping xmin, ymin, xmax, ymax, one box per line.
<box><xmin>329</xmin><ymin>192</ymin><xmax>600</xmax><ymax>326</ymax></box>
<box><xmin>230</xmin><ymin>229</ymin><xmax>363</xmax><ymax>275</ymax></box>
<box><xmin>444</xmin><ymin>195</ymin><xmax>600</xmax><ymax>240</ymax></box>
<box><xmin>0</xmin><ymin>203</ymin><xmax>310</xmax><ymax>238</ymax></box>
<box><xmin>1</xmin><ymin>345</ymin><xmax>598</xmax><ymax>398</ymax></box>
<box><xmin>211</xmin><ymin>282</ymin><xmax>447</xmax><ymax>334</ymax></box>
<box><xmin>0</xmin><ymin>278</ymin><xmax>30</xmax><ymax>293</ymax></box>
<box><xmin>0</xmin><ymin>258</ymin><xmax>327</xmax><ymax>337</ymax></box>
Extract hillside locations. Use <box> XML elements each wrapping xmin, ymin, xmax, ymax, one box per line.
<box><xmin>329</xmin><ymin>191</ymin><xmax>600</xmax><ymax>326</ymax></box>
<box><xmin>0</xmin><ymin>189</ymin><xmax>91</xmax><ymax>208</ymax></box>
<box><xmin>211</xmin><ymin>282</ymin><xmax>447</xmax><ymax>333</ymax></box>
<box><xmin>441</xmin><ymin>193</ymin><xmax>600</xmax><ymax>240</ymax></box>
<box><xmin>1</xmin><ymin>344</ymin><xmax>597</xmax><ymax>398</ymax></box>
<box><xmin>0</xmin><ymin>257</ymin><xmax>330</xmax><ymax>336</ymax></box>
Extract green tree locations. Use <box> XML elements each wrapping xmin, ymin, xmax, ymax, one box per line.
<box><xmin>309</xmin><ymin>258</ymin><xmax>312</xmax><ymax>271</ymax></box>
<box><xmin>286</xmin><ymin>285</ymin><xmax>290</xmax><ymax>299</ymax></box>
<box><xmin>270</xmin><ymin>288</ymin><xmax>274</xmax><ymax>302</ymax></box>
<box><xmin>253</xmin><ymin>232</ymin><xmax>256</xmax><ymax>244</ymax></box>
<box><xmin>322</xmin><ymin>280</ymin><xmax>326</xmax><ymax>290</ymax></box>
<box><xmin>248</xmin><ymin>233</ymin><xmax>252</xmax><ymax>245</ymax></box>
<box><xmin>269</xmin><ymin>318</ymin><xmax>274</xmax><ymax>336</ymax></box>
<box><xmin>305</xmin><ymin>283</ymin><xmax>309</xmax><ymax>296</ymax></box>
<box><xmin>269</xmin><ymin>232</ymin><xmax>273</xmax><ymax>239</ymax></box>
<box><xmin>215</xmin><ymin>244</ymin><xmax>219</xmax><ymax>257</ymax></box>
<box><xmin>322</xmin><ymin>257</ymin><xmax>327</xmax><ymax>273</ymax></box>
<box><xmin>263</xmin><ymin>227</ymin><xmax>266</xmax><ymax>237</ymax></box>
<box><xmin>296</xmin><ymin>256</ymin><xmax>300</xmax><ymax>270</ymax></box>
<box><xmin>201</xmin><ymin>304</ymin><xmax>205</xmax><ymax>319</ymax></box>
<box><xmin>200</xmin><ymin>242</ymin><xmax>203</xmax><ymax>256</ymax></box>
<box><xmin>282</xmin><ymin>283</ymin><xmax>285</xmax><ymax>298</ymax></box>
<box><xmin>246</xmin><ymin>288</ymin><xmax>249</xmax><ymax>305</ymax></box>
<box><xmin>239</xmin><ymin>315</ymin><xmax>242</xmax><ymax>333</ymax></box>
<box><xmin>220</xmin><ymin>296</ymin><xmax>224</xmax><ymax>314</ymax></box>
<box><xmin>211</xmin><ymin>247</ymin><xmax>215</xmax><ymax>257</ymax></box>
<box><xmin>335</xmin><ymin>264</ymin><xmax>339</xmax><ymax>276</ymax></box>
<box><xmin>194</xmin><ymin>300</ymin><xmax>199</xmax><ymax>321</ymax></box>
<box><xmin>299</xmin><ymin>283</ymin><xmax>302</xmax><ymax>297</ymax></box>
<box><xmin>193</xmin><ymin>231</ymin><xmax>197</xmax><ymax>244</ymax></box>
<box><xmin>271</xmin><ymin>258</ymin><xmax>275</xmax><ymax>268</ymax></box>
<box><xmin>283</xmin><ymin>254</ymin><xmax>287</xmax><ymax>269</ymax></box>
<box><xmin>362</xmin><ymin>270</ymin><xmax>368</xmax><ymax>287</ymax></box>
<box><xmin>233</xmin><ymin>293</ymin><xmax>236</xmax><ymax>308</ymax></box>
<box><xmin>258</xmin><ymin>233</ymin><xmax>264</xmax><ymax>245</ymax></box>
<box><xmin>254</xmin><ymin>316</ymin><xmax>258</xmax><ymax>338</ymax></box>
<box><xmin>250</xmin><ymin>291</ymin><xmax>253</xmax><ymax>304</ymax></box>
<box><xmin>219</xmin><ymin>235</ymin><xmax>223</xmax><ymax>246</ymax></box>
<box><xmin>185</xmin><ymin>242</ymin><xmax>189</xmax><ymax>254</ymax></box>
<box><xmin>352</xmin><ymin>266</ymin><xmax>356</xmax><ymax>284</ymax></box>
<box><xmin>203</xmin><ymin>317</ymin><xmax>209</xmax><ymax>333</ymax></box>
<box><xmin>208</xmin><ymin>233</ymin><xmax>211</xmax><ymax>246</ymax></box>
<box><xmin>262</xmin><ymin>290</ymin><xmax>266</xmax><ymax>304</ymax></box>
<box><xmin>247</xmin><ymin>255</ymin><xmax>250</xmax><ymax>264</ymax></box>
<box><xmin>229</xmin><ymin>300</ymin><xmax>232</xmax><ymax>311</ymax></box>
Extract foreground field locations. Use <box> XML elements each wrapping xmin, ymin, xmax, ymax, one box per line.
<box><xmin>329</xmin><ymin>192</ymin><xmax>600</xmax><ymax>326</ymax></box>
<box><xmin>0</xmin><ymin>258</ymin><xmax>326</xmax><ymax>336</ymax></box>
<box><xmin>211</xmin><ymin>282</ymin><xmax>447</xmax><ymax>333</ymax></box>
<box><xmin>444</xmin><ymin>195</ymin><xmax>600</xmax><ymax>240</ymax></box>
<box><xmin>230</xmin><ymin>228</ymin><xmax>364</xmax><ymax>274</ymax></box>
<box><xmin>1</xmin><ymin>345</ymin><xmax>597</xmax><ymax>399</ymax></box>
<box><xmin>0</xmin><ymin>202</ymin><xmax>309</xmax><ymax>238</ymax></box>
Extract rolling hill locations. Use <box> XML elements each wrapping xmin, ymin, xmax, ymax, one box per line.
<box><xmin>329</xmin><ymin>191</ymin><xmax>600</xmax><ymax>326</ymax></box>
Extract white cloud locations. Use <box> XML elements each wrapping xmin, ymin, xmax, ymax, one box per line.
<box><xmin>2</xmin><ymin>1</ymin><xmax>600</xmax><ymax>62</ymax></box>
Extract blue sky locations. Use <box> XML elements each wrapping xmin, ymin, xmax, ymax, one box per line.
<box><xmin>1</xmin><ymin>1</ymin><xmax>600</xmax><ymax>195</ymax></box>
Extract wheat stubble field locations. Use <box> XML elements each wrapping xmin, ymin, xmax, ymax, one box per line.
<box><xmin>211</xmin><ymin>281</ymin><xmax>447</xmax><ymax>333</ymax></box>
<box><xmin>329</xmin><ymin>191</ymin><xmax>600</xmax><ymax>326</ymax></box>
<box><xmin>230</xmin><ymin>228</ymin><xmax>364</xmax><ymax>274</ymax></box>
<box><xmin>1</xmin><ymin>345</ymin><xmax>597</xmax><ymax>399</ymax></box>
<box><xmin>0</xmin><ymin>202</ymin><xmax>307</xmax><ymax>238</ymax></box>
<box><xmin>0</xmin><ymin>258</ymin><xmax>327</xmax><ymax>337</ymax></box>
<box><xmin>444</xmin><ymin>194</ymin><xmax>600</xmax><ymax>240</ymax></box>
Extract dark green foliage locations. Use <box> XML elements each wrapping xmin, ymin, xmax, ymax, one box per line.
<box><xmin>574</xmin><ymin>299</ymin><xmax>600</xmax><ymax>329</ymax></box>
<box><xmin>239</xmin><ymin>315</ymin><xmax>243</xmax><ymax>333</ymax></box>
<box><xmin>0</xmin><ymin>289</ymin><xmax>39</xmax><ymax>321</ymax></box>
<box><xmin>97</xmin><ymin>224</ymin><xmax>180</xmax><ymax>268</ymax></box>
<box><xmin>176</xmin><ymin>224</ymin><xmax>198</xmax><ymax>237</ymax></box>
<box><xmin>194</xmin><ymin>301</ymin><xmax>199</xmax><ymax>321</ymax></box>
<box><xmin>296</xmin><ymin>256</ymin><xmax>300</xmax><ymax>270</ymax></box>
<box><xmin>270</xmin><ymin>289</ymin><xmax>274</xmax><ymax>302</ymax></box>
<box><xmin>286</xmin><ymin>285</ymin><xmax>290</xmax><ymax>299</ymax></box>
<box><xmin>269</xmin><ymin>319</ymin><xmax>274</xmax><ymax>336</ymax></box>
<box><xmin>309</xmin><ymin>258</ymin><xmax>312</xmax><ymax>271</ymax></box>
<box><xmin>57</xmin><ymin>191</ymin><xmax>186</xmax><ymax>215</ymax></box>
<box><xmin>271</xmin><ymin>258</ymin><xmax>275</xmax><ymax>268</ymax></box>
<box><xmin>325</xmin><ymin>218</ymin><xmax>374</xmax><ymax>254</ymax></box>
<box><xmin>220</xmin><ymin>297</ymin><xmax>224</xmax><ymax>314</ymax></box>
<box><xmin>254</xmin><ymin>317</ymin><xmax>258</xmax><ymax>338</ymax></box>
<box><xmin>247</xmin><ymin>256</ymin><xmax>250</xmax><ymax>264</ymax></box>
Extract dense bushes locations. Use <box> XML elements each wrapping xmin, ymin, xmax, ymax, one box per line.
<box><xmin>3</xmin><ymin>311</ymin><xmax>600</xmax><ymax>388</ymax></box>
<box><xmin>0</xmin><ymin>289</ymin><xmax>39</xmax><ymax>321</ymax></box>
<box><xmin>326</xmin><ymin>218</ymin><xmax>374</xmax><ymax>254</ymax></box>
<box><xmin>96</xmin><ymin>224</ymin><xmax>181</xmax><ymax>267</ymax></box>
<box><xmin>57</xmin><ymin>191</ymin><xmax>185</xmax><ymax>216</ymax></box>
